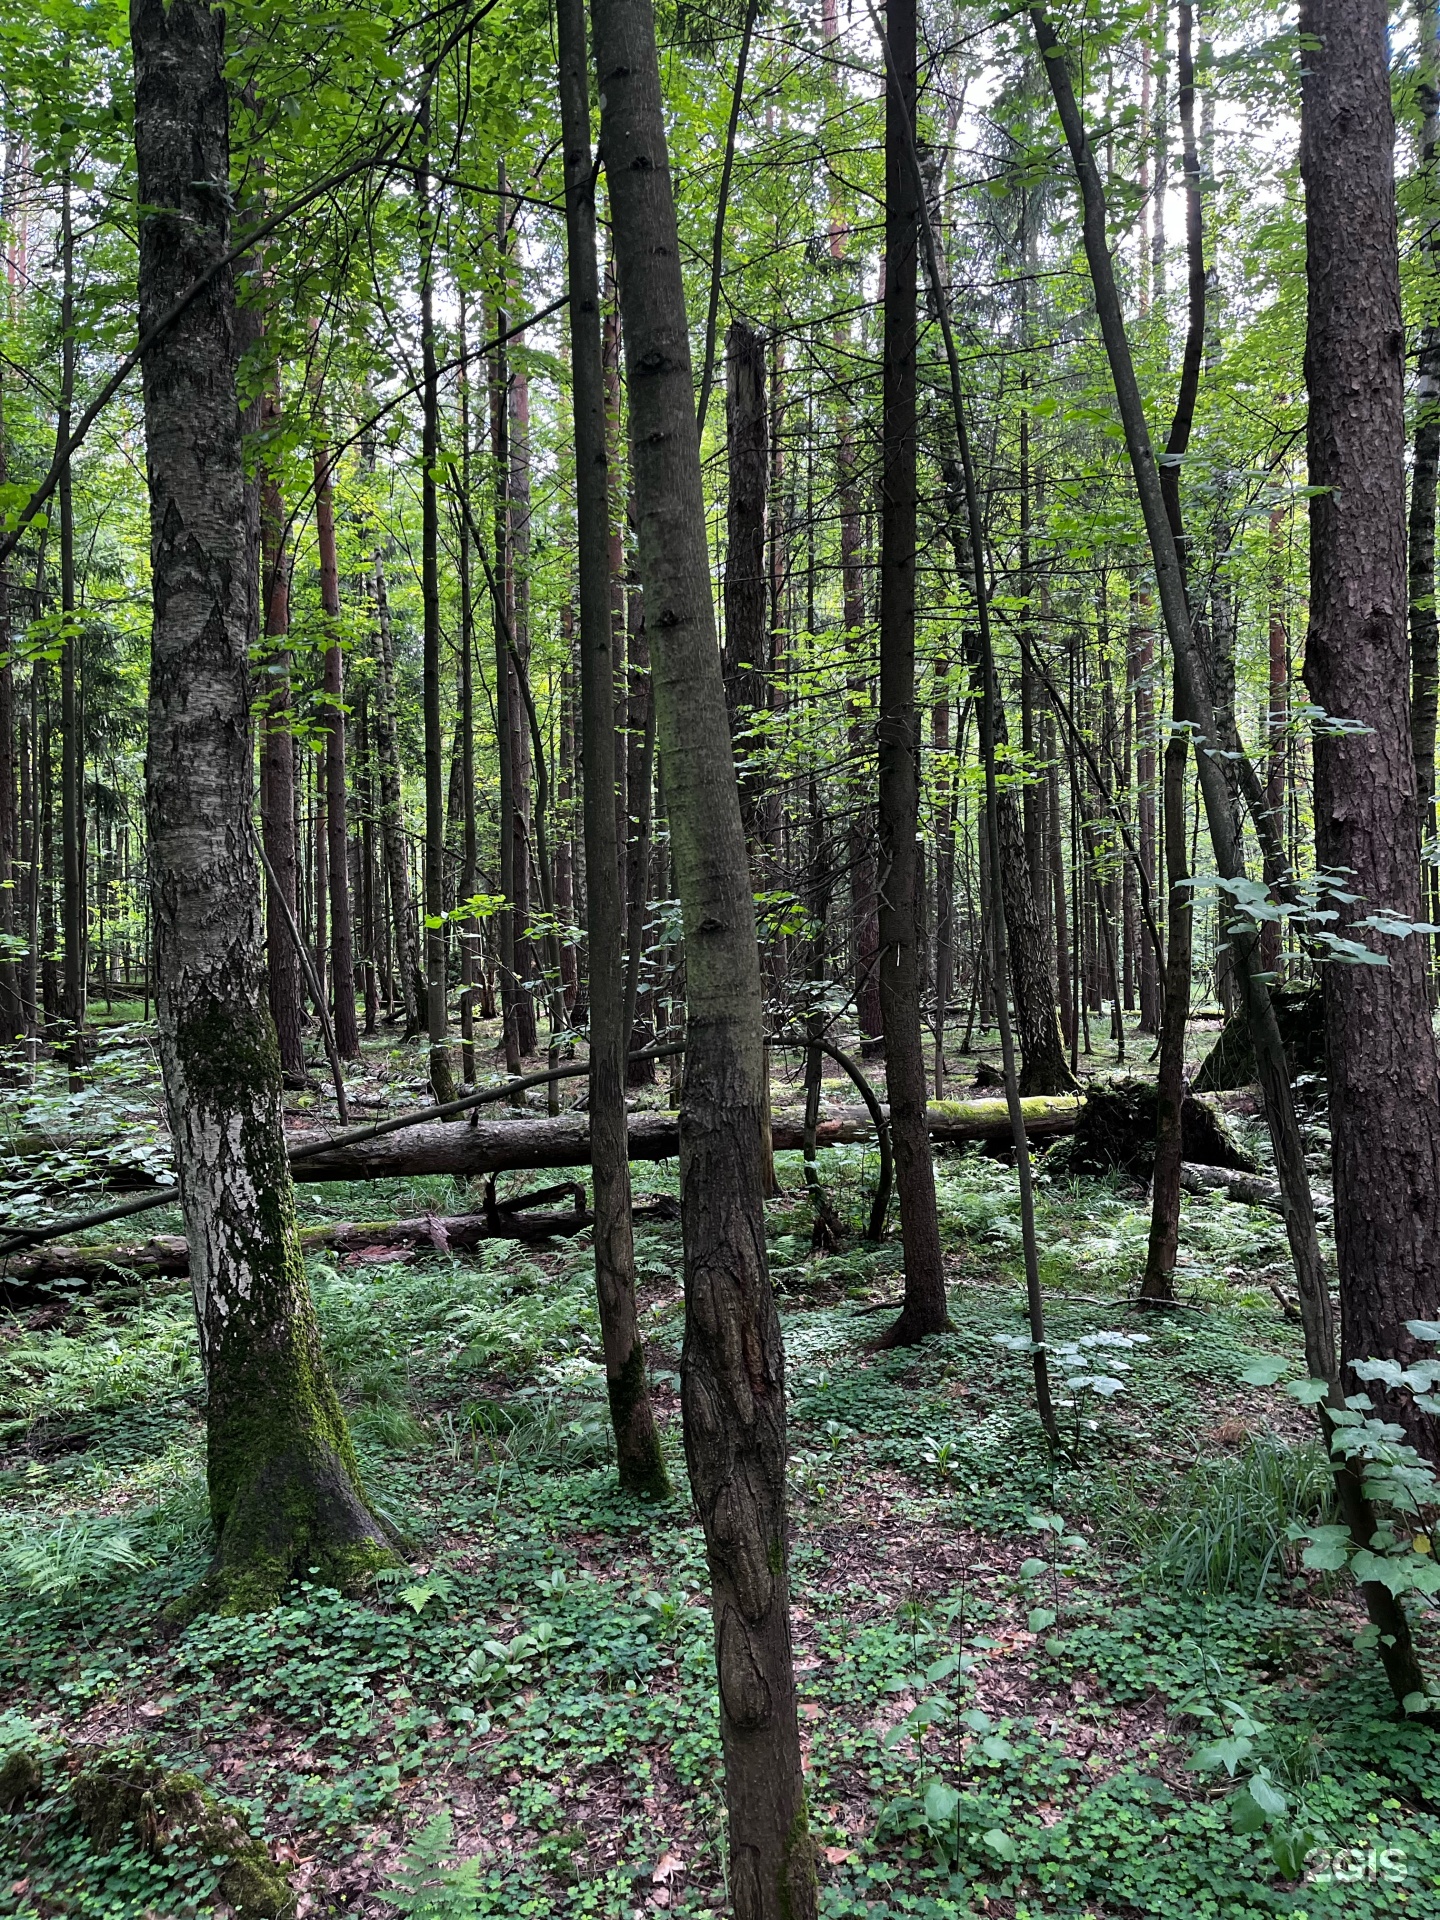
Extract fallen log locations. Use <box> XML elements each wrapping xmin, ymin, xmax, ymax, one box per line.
<box><xmin>0</xmin><ymin>1092</ymin><xmax>1083</xmax><ymax>1263</ymax></box>
<box><xmin>283</xmin><ymin>1095</ymin><xmax>1082</xmax><ymax>1183</ymax></box>
<box><xmin>1178</xmin><ymin>1160</ymin><xmax>1331</xmax><ymax>1213</ymax></box>
<box><xmin>0</xmin><ymin>1197</ymin><xmax>684</xmax><ymax>1296</ymax></box>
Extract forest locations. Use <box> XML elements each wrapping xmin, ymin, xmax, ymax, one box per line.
<box><xmin>1</xmin><ymin>0</ymin><xmax>1440</xmax><ymax>1914</ymax></box>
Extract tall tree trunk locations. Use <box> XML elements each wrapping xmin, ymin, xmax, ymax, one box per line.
<box><xmin>839</xmin><ymin>425</ymin><xmax>881</xmax><ymax>1044</ymax></box>
<box><xmin>945</xmin><ymin>463</ymin><xmax>1075</xmax><ymax>1094</ymax></box>
<box><xmin>455</xmin><ymin>294</ymin><xmax>480</xmax><ymax>1081</ymax></box>
<box><xmin>0</xmin><ymin>371</ymin><xmax>18</xmax><ymax>1042</ymax></box>
<box><xmin>1132</xmin><ymin>579</ymin><xmax>1160</xmax><ymax>1029</ymax></box>
<box><xmin>489</xmin><ymin>234</ymin><xmax>523</xmax><ymax>1081</ymax></box>
<box><xmin>723</xmin><ymin>319</ymin><xmax>767</xmax><ymax>841</ymax></box>
<box><xmin>59</xmin><ymin>170</ymin><xmax>84</xmax><ymax>1050</ymax></box>
<box><xmin>1411</xmin><ymin>0</ymin><xmax>1440</xmax><ymax>920</ymax></box>
<box><xmin>556</xmin><ymin>628</ymin><xmax>579</xmax><ymax>1011</ymax></box>
<box><xmin>1046</xmin><ymin>707</ymin><xmax>1074</xmax><ymax>1048</ymax></box>
<box><xmin>416</xmin><ymin>105</ymin><xmax>455</xmax><ymax>1106</ymax></box>
<box><xmin>372</xmin><ymin>553</ymin><xmax>420</xmax><ymax>1035</ymax></box>
<box><xmin>931</xmin><ymin>657</ymin><xmax>956</xmax><ymax>1094</ymax></box>
<box><xmin>1139</xmin><ymin>0</ymin><xmax>1206</xmax><ymax>1304</ymax></box>
<box><xmin>1301</xmin><ymin>0</ymin><xmax>1440</xmax><ymax>1459</ymax></box>
<box><xmin>1141</xmin><ymin>715</ymin><xmax>1192</xmax><ymax>1299</ymax></box>
<box><xmin>313</xmin><ymin>417</ymin><xmax>360</xmax><ymax>1060</ymax></box>
<box><xmin>592</xmin><ymin>0</ymin><xmax>816</xmax><ymax>1909</ymax></box>
<box><xmin>877</xmin><ymin>0</ymin><xmax>947</xmax><ymax>1344</ymax></box>
<box><xmin>625</xmin><ymin>614</ymin><xmax>657</xmax><ymax>1080</ymax></box>
<box><xmin>509</xmin><ymin>362</ymin><xmax>539</xmax><ymax>1058</ymax></box>
<box><xmin>556</xmin><ymin>0</ymin><xmax>669</xmax><ymax>1495</ymax></box>
<box><xmin>130</xmin><ymin>0</ymin><xmax>394</xmax><ymax>1615</ymax></box>
<box><xmin>259</xmin><ymin>381</ymin><xmax>306</xmax><ymax>1084</ymax></box>
<box><xmin>1262</xmin><ymin>504</ymin><xmax>1289</xmax><ymax>980</ymax></box>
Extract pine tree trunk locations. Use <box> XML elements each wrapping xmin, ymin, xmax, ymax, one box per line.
<box><xmin>557</xmin><ymin>0</ymin><xmax>669</xmax><ymax>1497</ymax></box>
<box><xmin>592</xmin><ymin>0</ymin><xmax>816</xmax><ymax>1908</ymax></box>
<box><xmin>877</xmin><ymin>0</ymin><xmax>947</xmax><ymax>1344</ymax></box>
<box><xmin>130</xmin><ymin>0</ymin><xmax>394</xmax><ymax>1615</ymax></box>
<box><xmin>1301</xmin><ymin>0</ymin><xmax>1440</xmax><ymax>1460</ymax></box>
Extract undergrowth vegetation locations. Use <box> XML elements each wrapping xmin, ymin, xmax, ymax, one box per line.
<box><xmin>0</xmin><ymin>1140</ymin><xmax>1436</xmax><ymax>1917</ymax></box>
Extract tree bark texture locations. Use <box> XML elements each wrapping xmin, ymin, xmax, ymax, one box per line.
<box><xmin>557</xmin><ymin>0</ymin><xmax>669</xmax><ymax>1498</ymax></box>
<box><xmin>1412</xmin><ymin>0</ymin><xmax>1440</xmax><ymax>866</ymax></box>
<box><xmin>130</xmin><ymin>0</ymin><xmax>394</xmax><ymax>1615</ymax></box>
<box><xmin>1301</xmin><ymin>0</ymin><xmax>1440</xmax><ymax>1459</ymax></box>
<box><xmin>591</xmin><ymin>0</ymin><xmax>817</xmax><ymax>1907</ymax></box>
<box><xmin>877</xmin><ymin>0</ymin><xmax>947</xmax><ymax>1344</ymax></box>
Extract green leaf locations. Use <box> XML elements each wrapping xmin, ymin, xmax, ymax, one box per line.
<box><xmin>923</xmin><ymin>1780</ymin><xmax>960</xmax><ymax>1828</ymax></box>
<box><xmin>1301</xmin><ymin>1542</ymin><xmax>1351</xmax><ymax>1571</ymax></box>
<box><xmin>1284</xmin><ymin>1378</ymin><xmax>1331</xmax><ymax>1405</ymax></box>
<box><xmin>982</xmin><ymin>1827</ymin><xmax>1018</xmax><ymax>1862</ymax></box>
<box><xmin>1191</xmin><ymin>1735</ymin><xmax>1254</xmax><ymax>1777</ymax></box>
<box><xmin>1248</xmin><ymin>1773</ymin><xmax>1287</xmax><ymax>1818</ymax></box>
<box><xmin>981</xmin><ymin>1733</ymin><xmax>1017</xmax><ymax>1761</ymax></box>
<box><xmin>1027</xmin><ymin>1607</ymin><xmax>1058</xmax><ymax>1633</ymax></box>
<box><xmin>1229</xmin><ymin>1786</ymin><xmax>1269</xmax><ymax>1835</ymax></box>
<box><xmin>1239</xmin><ymin>1357</ymin><xmax>1289</xmax><ymax>1386</ymax></box>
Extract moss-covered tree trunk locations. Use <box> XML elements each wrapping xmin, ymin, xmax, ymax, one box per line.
<box><xmin>131</xmin><ymin>0</ymin><xmax>395</xmax><ymax>1615</ymax></box>
<box><xmin>592</xmin><ymin>0</ymin><xmax>817</xmax><ymax>1910</ymax></box>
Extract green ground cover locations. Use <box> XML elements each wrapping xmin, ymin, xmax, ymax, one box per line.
<box><xmin>1</xmin><ymin>1070</ymin><xmax>1436</xmax><ymax>1918</ymax></box>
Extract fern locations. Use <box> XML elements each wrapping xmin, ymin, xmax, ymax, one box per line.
<box><xmin>0</xmin><ymin>1513</ymin><xmax>149</xmax><ymax>1601</ymax></box>
<box><xmin>377</xmin><ymin>1814</ymin><xmax>482</xmax><ymax>1919</ymax></box>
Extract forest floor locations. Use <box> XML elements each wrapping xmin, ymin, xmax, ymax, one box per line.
<box><xmin>1</xmin><ymin>1011</ymin><xmax>1437</xmax><ymax>1918</ymax></box>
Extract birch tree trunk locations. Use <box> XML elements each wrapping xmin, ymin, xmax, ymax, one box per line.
<box><xmin>131</xmin><ymin>0</ymin><xmax>395</xmax><ymax>1616</ymax></box>
<box><xmin>591</xmin><ymin>0</ymin><xmax>816</xmax><ymax>1907</ymax></box>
